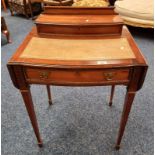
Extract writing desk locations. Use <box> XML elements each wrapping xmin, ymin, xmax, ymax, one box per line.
<box><xmin>7</xmin><ymin>7</ymin><xmax>148</xmax><ymax>150</ymax></box>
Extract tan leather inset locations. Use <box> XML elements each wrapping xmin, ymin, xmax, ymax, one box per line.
<box><xmin>20</xmin><ymin>37</ymin><xmax>135</xmax><ymax>60</ymax></box>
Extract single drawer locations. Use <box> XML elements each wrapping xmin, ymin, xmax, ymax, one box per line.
<box><xmin>24</xmin><ymin>68</ymin><xmax>130</xmax><ymax>85</ymax></box>
<box><xmin>36</xmin><ymin>24</ymin><xmax>122</xmax><ymax>36</ymax></box>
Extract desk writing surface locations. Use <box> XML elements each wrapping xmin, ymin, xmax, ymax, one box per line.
<box><xmin>9</xmin><ymin>26</ymin><xmax>146</xmax><ymax>67</ymax></box>
<box><xmin>20</xmin><ymin>37</ymin><xmax>135</xmax><ymax>60</ymax></box>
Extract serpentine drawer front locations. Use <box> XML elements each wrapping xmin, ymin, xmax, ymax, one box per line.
<box><xmin>24</xmin><ymin>67</ymin><xmax>130</xmax><ymax>85</ymax></box>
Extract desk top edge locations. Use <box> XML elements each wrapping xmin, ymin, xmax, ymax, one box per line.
<box><xmin>8</xmin><ymin>26</ymin><xmax>147</xmax><ymax>68</ymax></box>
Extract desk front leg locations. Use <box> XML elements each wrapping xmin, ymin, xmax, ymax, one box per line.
<box><xmin>7</xmin><ymin>65</ymin><xmax>43</xmax><ymax>147</ymax></box>
<box><xmin>115</xmin><ymin>90</ymin><xmax>136</xmax><ymax>150</ymax></box>
<box><xmin>20</xmin><ymin>87</ymin><xmax>43</xmax><ymax>147</ymax></box>
<box><xmin>115</xmin><ymin>66</ymin><xmax>148</xmax><ymax>149</ymax></box>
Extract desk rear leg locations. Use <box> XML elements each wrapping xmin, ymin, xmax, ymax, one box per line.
<box><xmin>109</xmin><ymin>85</ymin><xmax>115</xmax><ymax>106</ymax></box>
<box><xmin>46</xmin><ymin>85</ymin><xmax>52</xmax><ymax>105</ymax></box>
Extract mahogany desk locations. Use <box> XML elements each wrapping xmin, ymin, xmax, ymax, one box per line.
<box><xmin>7</xmin><ymin>8</ymin><xmax>148</xmax><ymax>150</ymax></box>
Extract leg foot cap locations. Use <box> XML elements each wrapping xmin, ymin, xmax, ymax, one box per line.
<box><xmin>115</xmin><ymin>145</ymin><xmax>120</xmax><ymax>150</ymax></box>
<box><xmin>109</xmin><ymin>102</ymin><xmax>112</xmax><ymax>107</ymax></box>
<box><xmin>38</xmin><ymin>142</ymin><xmax>43</xmax><ymax>147</ymax></box>
<box><xmin>8</xmin><ymin>39</ymin><xmax>12</xmax><ymax>43</ymax></box>
<box><xmin>48</xmin><ymin>100</ymin><xmax>52</xmax><ymax>105</ymax></box>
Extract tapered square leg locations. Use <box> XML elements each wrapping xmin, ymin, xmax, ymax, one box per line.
<box><xmin>46</xmin><ymin>85</ymin><xmax>52</xmax><ymax>105</ymax></box>
<box><xmin>20</xmin><ymin>88</ymin><xmax>43</xmax><ymax>146</ymax></box>
<box><xmin>115</xmin><ymin>91</ymin><xmax>136</xmax><ymax>150</ymax></box>
<box><xmin>109</xmin><ymin>85</ymin><xmax>115</xmax><ymax>106</ymax></box>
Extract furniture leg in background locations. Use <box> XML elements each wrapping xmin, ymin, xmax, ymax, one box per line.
<box><xmin>2</xmin><ymin>0</ymin><xmax>7</xmax><ymax>12</ymax></box>
<box><xmin>8</xmin><ymin>0</ymin><xmax>42</xmax><ymax>19</ymax></box>
<box><xmin>1</xmin><ymin>17</ymin><xmax>12</xmax><ymax>43</ymax></box>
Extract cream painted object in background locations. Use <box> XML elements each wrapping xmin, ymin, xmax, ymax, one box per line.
<box><xmin>72</xmin><ymin>0</ymin><xmax>109</xmax><ymax>7</ymax></box>
<box><xmin>115</xmin><ymin>0</ymin><xmax>154</xmax><ymax>28</ymax></box>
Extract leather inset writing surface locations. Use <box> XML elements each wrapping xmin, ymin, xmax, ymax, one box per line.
<box><xmin>20</xmin><ymin>37</ymin><xmax>135</xmax><ymax>60</ymax></box>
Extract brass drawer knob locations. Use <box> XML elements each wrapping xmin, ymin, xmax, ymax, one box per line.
<box><xmin>104</xmin><ymin>72</ymin><xmax>115</xmax><ymax>81</ymax></box>
<box><xmin>39</xmin><ymin>71</ymin><xmax>49</xmax><ymax>79</ymax></box>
